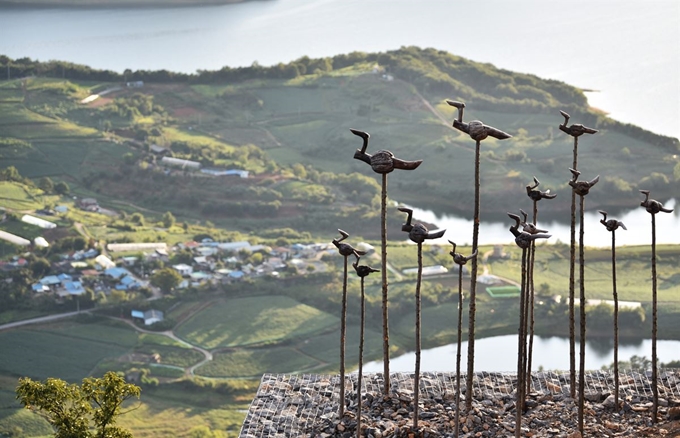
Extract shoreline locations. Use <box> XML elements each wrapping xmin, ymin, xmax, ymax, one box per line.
<box><xmin>0</xmin><ymin>0</ymin><xmax>266</xmax><ymax>8</ymax></box>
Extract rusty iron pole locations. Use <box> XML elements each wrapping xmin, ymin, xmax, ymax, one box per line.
<box><xmin>332</xmin><ymin>229</ymin><xmax>366</xmax><ymax>417</ymax></box>
<box><xmin>449</xmin><ymin>241</ymin><xmax>477</xmax><ymax>438</ymax></box>
<box><xmin>447</xmin><ymin>101</ymin><xmax>511</xmax><ymax>409</ymax></box>
<box><xmin>508</xmin><ymin>213</ymin><xmax>550</xmax><ymax>437</ymax></box>
<box><xmin>353</xmin><ymin>260</ymin><xmax>379</xmax><ymax>438</ymax></box>
<box><xmin>351</xmin><ymin>129</ymin><xmax>422</xmax><ymax>395</ymax></box>
<box><xmin>524</xmin><ymin>177</ymin><xmax>556</xmax><ymax>397</ymax></box>
<box><xmin>559</xmin><ymin>111</ymin><xmax>597</xmax><ymax>398</ymax></box>
<box><xmin>399</xmin><ymin>207</ymin><xmax>445</xmax><ymax>433</ymax></box>
<box><xmin>640</xmin><ymin>189</ymin><xmax>673</xmax><ymax>423</ymax></box>
<box><xmin>599</xmin><ymin>210</ymin><xmax>626</xmax><ymax>406</ymax></box>
<box><xmin>568</xmin><ymin>168</ymin><xmax>599</xmax><ymax>435</ymax></box>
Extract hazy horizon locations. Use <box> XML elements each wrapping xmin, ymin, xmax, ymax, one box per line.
<box><xmin>1</xmin><ymin>0</ymin><xmax>678</xmax><ymax>140</ymax></box>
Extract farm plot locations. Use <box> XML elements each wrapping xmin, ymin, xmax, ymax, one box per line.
<box><xmin>0</xmin><ymin>330</ymin><xmax>129</xmax><ymax>381</ymax></box>
<box><xmin>0</xmin><ymin>181</ymin><xmax>48</xmax><ymax>211</ymax></box>
<box><xmin>175</xmin><ymin>296</ymin><xmax>338</xmax><ymax>350</ymax></box>
<box><xmin>298</xmin><ymin>324</ymin><xmax>385</xmax><ymax>369</ymax></box>
<box><xmin>194</xmin><ymin>346</ymin><xmax>323</xmax><ymax>378</ymax></box>
<box><xmin>0</xmin><ymin>318</ymin><xmax>138</xmax><ymax>382</ymax></box>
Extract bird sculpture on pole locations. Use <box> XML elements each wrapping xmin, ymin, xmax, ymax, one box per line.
<box><xmin>569</xmin><ymin>169</ymin><xmax>599</xmax><ymax>436</ymax></box>
<box><xmin>639</xmin><ymin>189</ymin><xmax>674</xmax><ymax>423</ymax></box>
<box><xmin>331</xmin><ymin>229</ymin><xmax>366</xmax><ymax>417</ymax></box>
<box><xmin>351</xmin><ymin>129</ymin><xmax>422</xmax><ymax>395</ymax></box>
<box><xmin>523</xmin><ymin>177</ymin><xmax>557</xmax><ymax>395</ymax></box>
<box><xmin>558</xmin><ymin>111</ymin><xmax>597</xmax><ymax>398</ymax></box>
<box><xmin>449</xmin><ymin>240</ymin><xmax>477</xmax><ymax>438</ymax></box>
<box><xmin>508</xmin><ymin>212</ymin><xmax>550</xmax><ymax>438</ymax></box>
<box><xmin>352</xmin><ymin>259</ymin><xmax>379</xmax><ymax>438</ymax></box>
<box><xmin>599</xmin><ymin>210</ymin><xmax>626</xmax><ymax>407</ymax></box>
<box><xmin>446</xmin><ymin>99</ymin><xmax>511</xmax><ymax>410</ymax></box>
<box><xmin>398</xmin><ymin>207</ymin><xmax>445</xmax><ymax>433</ymax></box>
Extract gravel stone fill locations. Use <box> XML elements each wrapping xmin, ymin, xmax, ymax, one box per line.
<box><xmin>239</xmin><ymin>371</ymin><xmax>680</xmax><ymax>437</ymax></box>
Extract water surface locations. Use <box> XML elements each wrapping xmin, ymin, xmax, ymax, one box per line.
<box><xmin>1</xmin><ymin>0</ymin><xmax>678</xmax><ymax>139</ymax></box>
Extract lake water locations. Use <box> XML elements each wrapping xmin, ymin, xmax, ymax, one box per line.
<box><xmin>0</xmin><ymin>0</ymin><xmax>678</xmax><ymax>140</ymax></box>
<box><xmin>362</xmin><ymin>335</ymin><xmax>680</xmax><ymax>372</ymax></box>
<box><xmin>408</xmin><ymin>198</ymin><xmax>680</xmax><ymax>247</ymax></box>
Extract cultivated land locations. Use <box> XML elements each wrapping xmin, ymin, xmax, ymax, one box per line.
<box><xmin>1</xmin><ymin>48</ymin><xmax>679</xmax><ymax>436</ymax></box>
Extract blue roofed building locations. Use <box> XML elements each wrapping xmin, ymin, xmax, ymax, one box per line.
<box><xmin>104</xmin><ymin>267</ymin><xmax>131</xmax><ymax>279</ymax></box>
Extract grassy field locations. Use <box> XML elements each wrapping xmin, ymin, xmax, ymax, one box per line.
<box><xmin>175</xmin><ymin>295</ymin><xmax>339</xmax><ymax>349</ymax></box>
<box><xmin>0</xmin><ymin>182</ymin><xmax>54</xmax><ymax>211</ymax></box>
<box><xmin>0</xmin><ymin>316</ymin><xmax>137</xmax><ymax>382</ymax></box>
<box><xmin>0</xmin><ymin>378</ymin><xmax>53</xmax><ymax>437</ymax></box>
<box><xmin>116</xmin><ymin>381</ymin><xmax>256</xmax><ymax>438</ymax></box>
<box><xmin>487</xmin><ymin>244</ymin><xmax>680</xmax><ymax>302</ymax></box>
<box><xmin>195</xmin><ymin>346</ymin><xmax>323</xmax><ymax>378</ymax></box>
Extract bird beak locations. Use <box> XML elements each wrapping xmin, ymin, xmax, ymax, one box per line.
<box><xmin>351</xmin><ymin>129</ymin><xmax>372</xmax><ymax>165</ymax></box>
<box><xmin>446</xmin><ymin>100</ymin><xmax>465</xmax><ymax>122</ymax></box>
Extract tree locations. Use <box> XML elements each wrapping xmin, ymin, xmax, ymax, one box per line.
<box><xmin>150</xmin><ymin>267</ymin><xmax>182</xmax><ymax>293</ymax></box>
<box><xmin>54</xmin><ymin>181</ymin><xmax>70</xmax><ymax>196</ymax></box>
<box><xmin>30</xmin><ymin>257</ymin><xmax>51</xmax><ymax>278</ymax></box>
<box><xmin>16</xmin><ymin>371</ymin><xmax>140</xmax><ymax>438</ymax></box>
<box><xmin>1</xmin><ymin>165</ymin><xmax>22</xmax><ymax>182</ymax></box>
<box><xmin>129</xmin><ymin>213</ymin><xmax>144</xmax><ymax>226</ymax></box>
<box><xmin>161</xmin><ymin>211</ymin><xmax>175</xmax><ymax>229</ymax></box>
<box><xmin>38</xmin><ymin>177</ymin><xmax>54</xmax><ymax>194</ymax></box>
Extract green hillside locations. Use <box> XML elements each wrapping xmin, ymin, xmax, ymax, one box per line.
<box><xmin>2</xmin><ymin>48</ymin><xmax>678</xmax><ymax>233</ymax></box>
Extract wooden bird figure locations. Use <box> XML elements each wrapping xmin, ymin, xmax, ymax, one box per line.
<box><xmin>332</xmin><ymin>229</ymin><xmax>367</xmax><ymax>261</ymax></box>
<box><xmin>508</xmin><ymin>213</ymin><xmax>551</xmax><ymax>249</ymax></box>
<box><xmin>351</xmin><ymin>129</ymin><xmax>422</xmax><ymax>174</ymax></box>
<box><xmin>640</xmin><ymin>190</ymin><xmax>674</xmax><ymax>214</ymax></box>
<box><xmin>558</xmin><ymin>110</ymin><xmax>598</xmax><ymax>137</ymax></box>
<box><xmin>526</xmin><ymin>176</ymin><xmax>557</xmax><ymax>202</ymax></box>
<box><xmin>352</xmin><ymin>260</ymin><xmax>380</xmax><ymax>278</ymax></box>
<box><xmin>568</xmin><ymin>168</ymin><xmax>599</xmax><ymax>196</ymax></box>
<box><xmin>598</xmin><ymin>210</ymin><xmax>627</xmax><ymax>232</ymax></box>
<box><xmin>398</xmin><ymin>207</ymin><xmax>446</xmax><ymax>244</ymax></box>
<box><xmin>448</xmin><ymin>240</ymin><xmax>477</xmax><ymax>266</ymax></box>
<box><xmin>518</xmin><ymin>208</ymin><xmax>549</xmax><ymax>235</ymax></box>
<box><xmin>446</xmin><ymin>100</ymin><xmax>512</xmax><ymax>141</ymax></box>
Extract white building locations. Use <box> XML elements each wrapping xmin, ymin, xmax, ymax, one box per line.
<box><xmin>173</xmin><ymin>263</ymin><xmax>193</xmax><ymax>277</ymax></box>
<box><xmin>0</xmin><ymin>230</ymin><xmax>30</xmax><ymax>246</ymax></box>
<box><xmin>21</xmin><ymin>214</ymin><xmax>56</xmax><ymax>229</ymax></box>
<box><xmin>107</xmin><ymin>242</ymin><xmax>167</xmax><ymax>253</ymax></box>
<box><xmin>161</xmin><ymin>156</ymin><xmax>201</xmax><ymax>170</ymax></box>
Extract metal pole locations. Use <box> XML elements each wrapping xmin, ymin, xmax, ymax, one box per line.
<box><xmin>568</xmin><ymin>135</ymin><xmax>578</xmax><ymax>398</ymax></box>
<box><xmin>357</xmin><ymin>275</ymin><xmax>365</xmax><ymax>438</ymax></box>
<box><xmin>455</xmin><ymin>263</ymin><xmax>463</xmax><ymax>438</ymax></box>
<box><xmin>651</xmin><ymin>213</ymin><xmax>658</xmax><ymax>423</ymax></box>
<box><xmin>413</xmin><ymin>242</ymin><xmax>423</xmax><ymax>432</ymax></box>
<box><xmin>612</xmin><ymin>229</ymin><xmax>619</xmax><ymax>406</ymax></box>
<box><xmin>466</xmin><ymin>139</ymin><xmax>481</xmax><ymax>411</ymax></box>
<box><xmin>516</xmin><ymin>247</ymin><xmax>527</xmax><ymax>438</ymax></box>
<box><xmin>526</xmin><ymin>201</ymin><xmax>537</xmax><ymax>397</ymax></box>
<box><xmin>340</xmin><ymin>255</ymin><xmax>348</xmax><ymax>417</ymax></box>
<box><xmin>578</xmin><ymin>194</ymin><xmax>586</xmax><ymax>435</ymax></box>
<box><xmin>381</xmin><ymin>173</ymin><xmax>390</xmax><ymax>394</ymax></box>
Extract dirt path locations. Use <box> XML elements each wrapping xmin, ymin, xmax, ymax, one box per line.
<box><xmin>0</xmin><ymin>310</ymin><xmax>87</xmax><ymax>331</ymax></box>
<box><xmin>110</xmin><ymin>316</ymin><xmax>213</xmax><ymax>377</ymax></box>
